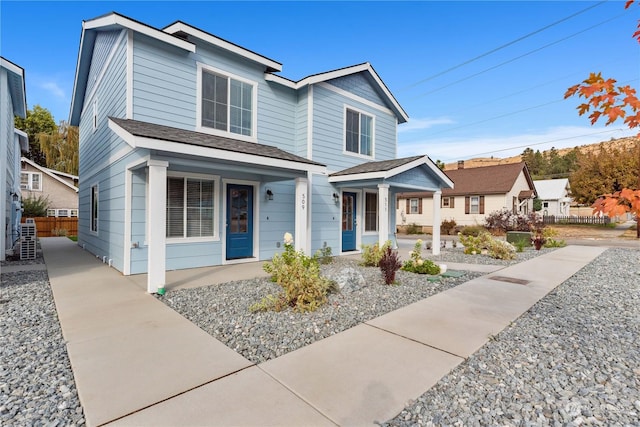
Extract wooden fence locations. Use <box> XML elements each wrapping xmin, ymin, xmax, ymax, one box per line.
<box><xmin>542</xmin><ymin>215</ymin><xmax>611</xmax><ymax>225</ymax></box>
<box><xmin>21</xmin><ymin>217</ymin><xmax>78</xmax><ymax>237</ymax></box>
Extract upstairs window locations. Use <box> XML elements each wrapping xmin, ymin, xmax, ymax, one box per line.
<box><xmin>199</xmin><ymin>65</ymin><xmax>255</xmax><ymax>138</ymax></box>
<box><xmin>21</xmin><ymin>172</ymin><xmax>42</xmax><ymax>191</ymax></box>
<box><xmin>345</xmin><ymin>108</ymin><xmax>373</xmax><ymax>157</ymax></box>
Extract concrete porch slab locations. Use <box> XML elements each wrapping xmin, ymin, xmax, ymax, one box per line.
<box><xmin>107</xmin><ymin>366</ymin><xmax>336</xmax><ymax>426</ymax></box>
<box><xmin>260</xmin><ymin>324</ymin><xmax>463</xmax><ymax>426</ymax></box>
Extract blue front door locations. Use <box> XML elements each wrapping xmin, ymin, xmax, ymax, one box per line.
<box><xmin>226</xmin><ymin>184</ymin><xmax>253</xmax><ymax>260</ymax></box>
<box><xmin>341</xmin><ymin>192</ymin><xmax>357</xmax><ymax>251</ymax></box>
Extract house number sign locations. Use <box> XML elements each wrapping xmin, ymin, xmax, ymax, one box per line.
<box><xmin>301</xmin><ymin>193</ymin><xmax>306</xmax><ymax>210</ymax></box>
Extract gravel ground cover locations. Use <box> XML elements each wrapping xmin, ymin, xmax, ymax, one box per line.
<box><xmin>0</xmin><ymin>265</ymin><xmax>85</xmax><ymax>426</ymax></box>
<box><xmin>159</xmin><ymin>247</ymin><xmax>552</xmax><ymax>364</ymax></box>
<box><xmin>384</xmin><ymin>247</ymin><xmax>640</xmax><ymax>426</ymax></box>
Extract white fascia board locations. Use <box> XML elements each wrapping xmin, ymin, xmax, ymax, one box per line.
<box><xmin>15</xmin><ymin>129</ymin><xmax>29</xmax><ymax>152</ymax></box>
<box><xmin>395</xmin><ymin>156</ymin><xmax>454</xmax><ymax>189</ymax></box>
<box><xmin>84</xmin><ymin>14</ymin><xmax>195</xmax><ymax>52</ymax></box>
<box><xmin>108</xmin><ymin>119</ymin><xmax>325</xmax><ymax>175</ymax></box>
<box><xmin>163</xmin><ymin>22</ymin><xmax>281</xmax><ymax>71</ymax></box>
<box><xmin>44</xmin><ymin>167</ymin><xmax>78</xmax><ymax>180</ymax></box>
<box><xmin>1</xmin><ymin>58</ymin><xmax>23</xmax><ymax>76</ymax></box>
<box><xmin>20</xmin><ymin>157</ymin><xmax>79</xmax><ymax>192</ymax></box>
<box><xmin>264</xmin><ymin>73</ymin><xmax>296</xmax><ymax>88</ymax></box>
<box><xmin>328</xmin><ymin>171</ymin><xmax>386</xmax><ymax>183</ymax></box>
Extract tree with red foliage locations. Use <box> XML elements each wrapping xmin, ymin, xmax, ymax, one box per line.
<box><xmin>564</xmin><ymin>0</ymin><xmax>640</xmax><ymax>237</ymax></box>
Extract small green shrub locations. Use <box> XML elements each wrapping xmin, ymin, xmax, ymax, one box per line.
<box><xmin>514</xmin><ymin>239</ymin><xmax>526</xmax><ymax>253</ymax></box>
<box><xmin>22</xmin><ymin>194</ymin><xmax>49</xmax><ymax>217</ymax></box>
<box><xmin>541</xmin><ymin>227</ymin><xmax>566</xmax><ymax>248</ymax></box>
<box><xmin>459</xmin><ymin>231</ymin><xmax>516</xmax><ymax>260</ymax></box>
<box><xmin>402</xmin><ymin>240</ymin><xmax>441</xmax><ymax>275</ymax></box>
<box><xmin>254</xmin><ymin>233</ymin><xmax>333</xmax><ymax>313</ymax></box>
<box><xmin>379</xmin><ymin>246</ymin><xmax>402</xmax><ymax>285</ymax></box>
<box><xmin>405</xmin><ymin>223</ymin><xmax>421</xmax><ymax>234</ymax></box>
<box><xmin>360</xmin><ymin>240</ymin><xmax>392</xmax><ymax>267</ymax></box>
<box><xmin>459</xmin><ymin>225</ymin><xmax>485</xmax><ymax>237</ymax></box>
<box><xmin>314</xmin><ymin>243</ymin><xmax>333</xmax><ymax>264</ymax></box>
<box><xmin>441</xmin><ymin>219</ymin><xmax>457</xmax><ymax>235</ymax></box>
<box><xmin>52</xmin><ymin>228</ymin><xmax>68</xmax><ymax>237</ymax></box>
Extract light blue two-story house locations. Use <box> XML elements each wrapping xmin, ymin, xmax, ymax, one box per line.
<box><xmin>70</xmin><ymin>12</ymin><xmax>453</xmax><ymax>292</ymax></box>
<box><xmin>1</xmin><ymin>57</ymin><xmax>29</xmax><ymax>261</ymax></box>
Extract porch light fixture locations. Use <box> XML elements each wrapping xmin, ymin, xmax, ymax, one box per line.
<box><xmin>266</xmin><ymin>189</ymin><xmax>274</xmax><ymax>201</ymax></box>
<box><xmin>332</xmin><ymin>192</ymin><xmax>340</xmax><ymax>204</ymax></box>
<box><xmin>10</xmin><ymin>192</ymin><xmax>19</xmax><ymax>202</ymax></box>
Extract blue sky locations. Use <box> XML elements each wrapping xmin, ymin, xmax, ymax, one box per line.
<box><xmin>1</xmin><ymin>1</ymin><xmax>638</xmax><ymax>162</ymax></box>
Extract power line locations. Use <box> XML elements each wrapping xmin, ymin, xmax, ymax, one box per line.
<box><xmin>436</xmin><ymin>128</ymin><xmax>629</xmax><ymax>162</ymax></box>
<box><xmin>410</xmin><ymin>12</ymin><xmax>628</xmax><ymax>100</ymax></box>
<box><xmin>401</xmin><ymin>1</ymin><xmax>608</xmax><ymax>91</ymax></box>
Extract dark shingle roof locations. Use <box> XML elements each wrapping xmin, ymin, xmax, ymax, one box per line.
<box><xmin>110</xmin><ymin>118</ymin><xmax>324</xmax><ymax>167</ymax></box>
<box><xmin>329</xmin><ymin>155</ymin><xmax>424</xmax><ymax>177</ymax></box>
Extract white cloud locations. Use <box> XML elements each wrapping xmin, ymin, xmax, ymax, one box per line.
<box><xmin>41</xmin><ymin>81</ymin><xmax>66</xmax><ymax>99</ymax></box>
<box><xmin>398</xmin><ymin>126</ymin><xmax>638</xmax><ymax>162</ymax></box>
<box><xmin>398</xmin><ymin>117</ymin><xmax>455</xmax><ymax>133</ymax></box>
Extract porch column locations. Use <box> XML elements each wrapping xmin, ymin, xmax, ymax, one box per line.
<box><xmin>378</xmin><ymin>184</ymin><xmax>390</xmax><ymax>246</ymax></box>
<box><xmin>432</xmin><ymin>190</ymin><xmax>442</xmax><ymax>256</ymax></box>
<box><xmin>294</xmin><ymin>176</ymin><xmax>309</xmax><ymax>254</ymax></box>
<box><xmin>147</xmin><ymin>160</ymin><xmax>168</xmax><ymax>293</ymax></box>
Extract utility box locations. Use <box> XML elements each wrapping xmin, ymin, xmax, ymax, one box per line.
<box><xmin>506</xmin><ymin>231</ymin><xmax>532</xmax><ymax>247</ymax></box>
<box><xmin>20</xmin><ymin>222</ymin><xmax>37</xmax><ymax>260</ymax></box>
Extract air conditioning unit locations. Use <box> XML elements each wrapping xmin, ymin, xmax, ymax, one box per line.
<box><xmin>20</xmin><ymin>222</ymin><xmax>37</xmax><ymax>260</ymax></box>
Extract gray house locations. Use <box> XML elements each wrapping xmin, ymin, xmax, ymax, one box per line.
<box><xmin>1</xmin><ymin>57</ymin><xmax>28</xmax><ymax>261</ymax></box>
<box><xmin>69</xmin><ymin>12</ymin><xmax>453</xmax><ymax>292</ymax></box>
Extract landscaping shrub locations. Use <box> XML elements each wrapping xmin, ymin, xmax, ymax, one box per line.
<box><xmin>440</xmin><ymin>219</ymin><xmax>457</xmax><ymax>235</ymax></box>
<box><xmin>402</xmin><ymin>240</ymin><xmax>441</xmax><ymax>275</ymax></box>
<box><xmin>22</xmin><ymin>194</ymin><xmax>49</xmax><ymax>217</ymax></box>
<box><xmin>314</xmin><ymin>243</ymin><xmax>333</xmax><ymax>265</ymax></box>
<box><xmin>253</xmin><ymin>233</ymin><xmax>333</xmax><ymax>313</ymax></box>
<box><xmin>484</xmin><ymin>209</ymin><xmax>544</xmax><ymax>233</ymax></box>
<box><xmin>405</xmin><ymin>223</ymin><xmax>421</xmax><ymax>234</ymax></box>
<box><xmin>542</xmin><ymin>227</ymin><xmax>566</xmax><ymax>248</ymax></box>
<box><xmin>459</xmin><ymin>225</ymin><xmax>485</xmax><ymax>237</ymax></box>
<box><xmin>360</xmin><ymin>240</ymin><xmax>392</xmax><ymax>267</ymax></box>
<box><xmin>379</xmin><ymin>246</ymin><xmax>402</xmax><ymax>285</ymax></box>
<box><xmin>459</xmin><ymin>231</ymin><xmax>516</xmax><ymax>260</ymax></box>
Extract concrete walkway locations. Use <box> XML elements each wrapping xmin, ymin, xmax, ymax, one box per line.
<box><xmin>41</xmin><ymin>238</ymin><xmax>605</xmax><ymax>426</ymax></box>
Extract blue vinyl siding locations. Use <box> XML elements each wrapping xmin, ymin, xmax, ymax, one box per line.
<box><xmin>311</xmin><ymin>84</ymin><xmax>397</xmax><ymax>170</ymax></box>
<box><xmin>86</xmin><ymin>30</ymin><xmax>122</xmax><ymax>98</ymax></box>
<box><xmin>258</xmin><ymin>181</ymin><xmax>295</xmax><ymax>260</ymax></box>
<box><xmin>294</xmin><ymin>86</ymin><xmax>309</xmax><ymax>158</ymax></box>
<box><xmin>388</xmin><ymin>165</ymin><xmax>443</xmax><ymax>189</ymax></box>
<box><xmin>326</xmin><ymin>73</ymin><xmax>387</xmax><ymax>107</ymax></box>
<box><xmin>310</xmin><ymin>176</ymin><xmax>341</xmax><ymax>254</ymax></box>
<box><xmin>132</xmin><ymin>33</ymin><xmax>196</xmax><ymax>129</ymax></box>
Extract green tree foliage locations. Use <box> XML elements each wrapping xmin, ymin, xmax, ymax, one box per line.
<box><xmin>569</xmin><ymin>142</ymin><xmax>640</xmax><ymax>205</ymax></box>
<box><xmin>521</xmin><ymin>147</ymin><xmax>580</xmax><ymax>179</ymax></box>
<box><xmin>22</xmin><ymin>194</ymin><xmax>50</xmax><ymax>217</ymax></box>
<box><xmin>14</xmin><ymin>105</ymin><xmax>57</xmax><ymax>165</ymax></box>
<box><xmin>38</xmin><ymin>121</ymin><xmax>79</xmax><ymax>175</ymax></box>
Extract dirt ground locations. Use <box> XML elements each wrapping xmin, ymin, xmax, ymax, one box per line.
<box><xmin>548</xmin><ymin>223</ymin><xmax>637</xmax><ymax>240</ymax></box>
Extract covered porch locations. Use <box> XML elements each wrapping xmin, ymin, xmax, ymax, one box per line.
<box><xmin>328</xmin><ymin>155</ymin><xmax>454</xmax><ymax>255</ymax></box>
<box><xmin>109</xmin><ymin>118</ymin><xmax>326</xmax><ymax>293</ymax></box>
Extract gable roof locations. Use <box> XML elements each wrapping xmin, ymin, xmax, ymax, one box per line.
<box><xmin>21</xmin><ymin>157</ymin><xmax>79</xmax><ymax>193</ymax></box>
<box><xmin>265</xmin><ymin>62</ymin><xmax>409</xmax><ymax>123</ymax></box>
<box><xmin>109</xmin><ymin>118</ymin><xmax>325</xmax><ymax>174</ymax></box>
<box><xmin>1</xmin><ymin>57</ymin><xmax>27</xmax><ymax>118</ymax></box>
<box><xmin>328</xmin><ymin>155</ymin><xmax>453</xmax><ymax>188</ymax></box>
<box><xmin>534</xmin><ymin>178</ymin><xmax>570</xmax><ymax>200</ymax></box>
<box><xmin>441</xmin><ymin>162</ymin><xmax>534</xmax><ymax>197</ymax></box>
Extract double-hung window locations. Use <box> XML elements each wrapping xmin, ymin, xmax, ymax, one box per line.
<box><xmin>345</xmin><ymin>107</ymin><xmax>373</xmax><ymax>157</ymax></box>
<box><xmin>90</xmin><ymin>185</ymin><xmax>99</xmax><ymax>233</ymax></box>
<box><xmin>410</xmin><ymin>198</ymin><xmax>419</xmax><ymax>214</ymax></box>
<box><xmin>199</xmin><ymin>64</ymin><xmax>255</xmax><ymax>138</ymax></box>
<box><xmin>364</xmin><ymin>192</ymin><xmax>378</xmax><ymax>232</ymax></box>
<box><xmin>470</xmin><ymin>196</ymin><xmax>480</xmax><ymax>214</ymax></box>
<box><xmin>166</xmin><ymin>176</ymin><xmax>216</xmax><ymax>239</ymax></box>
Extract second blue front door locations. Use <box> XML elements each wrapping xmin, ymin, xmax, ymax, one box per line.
<box><xmin>226</xmin><ymin>184</ymin><xmax>253</xmax><ymax>260</ymax></box>
<box><xmin>341</xmin><ymin>192</ymin><xmax>357</xmax><ymax>251</ymax></box>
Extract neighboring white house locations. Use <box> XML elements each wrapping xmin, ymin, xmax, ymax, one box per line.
<box><xmin>1</xmin><ymin>57</ymin><xmax>29</xmax><ymax>261</ymax></box>
<box><xmin>534</xmin><ymin>178</ymin><xmax>572</xmax><ymax>216</ymax></box>
<box><xmin>397</xmin><ymin>162</ymin><xmax>536</xmax><ymax>229</ymax></box>
<box><xmin>20</xmin><ymin>157</ymin><xmax>79</xmax><ymax>217</ymax></box>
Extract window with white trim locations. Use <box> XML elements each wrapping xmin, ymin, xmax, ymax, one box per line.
<box><xmin>470</xmin><ymin>196</ymin><xmax>480</xmax><ymax>214</ymax></box>
<box><xmin>409</xmin><ymin>198</ymin><xmax>419</xmax><ymax>214</ymax></box>
<box><xmin>20</xmin><ymin>172</ymin><xmax>42</xmax><ymax>191</ymax></box>
<box><xmin>70</xmin><ymin>209</ymin><xmax>78</xmax><ymax>218</ymax></box>
<box><xmin>166</xmin><ymin>176</ymin><xmax>215</xmax><ymax>239</ymax></box>
<box><xmin>442</xmin><ymin>197</ymin><xmax>450</xmax><ymax>208</ymax></box>
<box><xmin>199</xmin><ymin>65</ymin><xmax>255</xmax><ymax>137</ymax></box>
<box><xmin>90</xmin><ymin>185</ymin><xmax>99</xmax><ymax>233</ymax></box>
<box><xmin>364</xmin><ymin>192</ymin><xmax>378</xmax><ymax>232</ymax></box>
<box><xmin>345</xmin><ymin>108</ymin><xmax>373</xmax><ymax>156</ymax></box>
